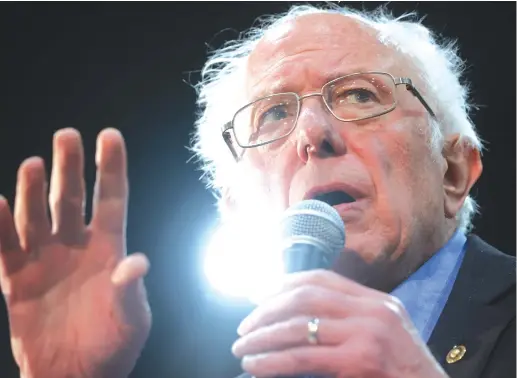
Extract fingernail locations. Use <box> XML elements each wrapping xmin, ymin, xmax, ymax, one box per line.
<box><xmin>237</xmin><ymin>318</ymin><xmax>250</xmax><ymax>336</ymax></box>
<box><xmin>241</xmin><ymin>355</ymin><xmax>259</xmax><ymax>370</ymax></box>
<box><xmin>231</xmin><ymin>339</ymin><xmax>240</xmax><ymax>355</ymax></box>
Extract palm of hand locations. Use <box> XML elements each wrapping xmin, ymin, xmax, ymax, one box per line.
<box><xmin>0</xmin><ymin>129</ymin><xmax>150</xmax><ymax>378</ymax></box>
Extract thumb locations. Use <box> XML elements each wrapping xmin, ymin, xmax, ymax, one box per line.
<box><xmin>111</xmin><ymin>253</ymin><xmax>152</xmax><ymax>331</ymax></box>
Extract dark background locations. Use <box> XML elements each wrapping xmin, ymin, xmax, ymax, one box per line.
<box><xmin>0</xmin><ymin>2</ymin><xmax>515</xmax><ymax>378</ymax></box>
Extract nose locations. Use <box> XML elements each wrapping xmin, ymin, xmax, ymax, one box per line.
<box><xmin>295</xmin><ymin>96</ymin><xmax>347</xmax><ymax>163</ymax></box>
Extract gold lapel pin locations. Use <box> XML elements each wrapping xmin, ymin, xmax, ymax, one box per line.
<box><xmin>446</xmin><ymin>345</ymin><xmax>467</xmax><ymax>364</ymax></box>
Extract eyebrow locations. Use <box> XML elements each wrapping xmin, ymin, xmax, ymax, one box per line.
<box><xmin>250</xmin><ymin>68</ymin><xmax>376</xmax><ymax>100</ymax></box>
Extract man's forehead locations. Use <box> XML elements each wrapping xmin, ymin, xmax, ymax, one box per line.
<box><xmin>254</xmin><ymin>13</ymin><xmax>378</xmax><ymax>57</ymax></box>
<box><xmin>246</xmin><ymin>13</ymin><xmax>398</xmax><ymax>97</ymax></box>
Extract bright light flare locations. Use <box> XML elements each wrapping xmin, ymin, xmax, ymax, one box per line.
<box><xmin>203</xmin><ymin>217</ymin><xmax>285</xmax><ymax>304</ymax></box>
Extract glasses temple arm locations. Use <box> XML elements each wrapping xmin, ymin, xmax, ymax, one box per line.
<box><xmin>407</xmin><ymin>85</ymin><xmax>437</xmax><ymax>119</ymax></box>
<box><xmin>222</xmin><ymin>123</ymin><xmax>240</xmax><ymax>161</ymax></box>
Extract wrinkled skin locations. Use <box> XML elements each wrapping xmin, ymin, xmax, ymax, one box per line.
<box><xmin>0</xmin><ymin>129</ymin><xmax>151</xmax><ymax>378</ymax></box>
<box><xmin>230</xmin><ymin>13</ymin><xmax>482</xmax><ymax>378</ymax></box>
<box><xmin>233</xmin><ymin>270</ymin><xmax>446</xmax><ymax>378</ymax></box>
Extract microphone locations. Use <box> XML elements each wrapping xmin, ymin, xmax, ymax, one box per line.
<box><xmin>280</xmin><ymin>199</ymin><xmax>345</xmax><ymax>273</ymax></box>
<box><xmin>278</xmin><ymin>200</ymin><xmax>345</xmax><ymax>378</ymax></box>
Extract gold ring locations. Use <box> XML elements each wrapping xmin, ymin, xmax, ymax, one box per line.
<box><xmin>307</xmin><ymin>318</ymin><xmax>320</xmax><ymax>345</ymax></box>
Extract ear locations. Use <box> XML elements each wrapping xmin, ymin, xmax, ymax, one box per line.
<box><xmin>442</xmin><ymin>134</ymin><xmax>483</xmax><ymax>219</ymax></box>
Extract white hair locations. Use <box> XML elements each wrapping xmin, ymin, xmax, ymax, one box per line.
<box><xmin>190</xmin><ymin>4</ymin><xmax>483</xmax><ymax>233</ymax></box>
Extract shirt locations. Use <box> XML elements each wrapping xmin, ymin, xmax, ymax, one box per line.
<box><xmin>391</xmin><ymin>230</ymin><xmax>467</xmax><ymax>343</ymax></box>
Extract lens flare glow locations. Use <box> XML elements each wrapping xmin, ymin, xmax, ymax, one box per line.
<box><xmin>203</xmin><ymin>218</ymin><xmax>284</xmax><ymax>304</ymax></box>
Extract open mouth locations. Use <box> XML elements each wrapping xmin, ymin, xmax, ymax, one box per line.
<box><xmin>312</xmin><ymin>190</ymin><xmax>356</xmax><ymax>207</ymax></box>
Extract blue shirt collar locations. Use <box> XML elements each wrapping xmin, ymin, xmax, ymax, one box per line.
<box><xmin>391</xmin><ymin>230</ymin><xmax>467</xmax><ymax>342</ymax></box>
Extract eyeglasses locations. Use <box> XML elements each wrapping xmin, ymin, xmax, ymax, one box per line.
<box><xmin>222</xmin><ymin>71</ymin><xmax>436</xmax><ymax>160</ymax></box>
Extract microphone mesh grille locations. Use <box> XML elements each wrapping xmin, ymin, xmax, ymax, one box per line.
<box><xmin>281</xmin><ymin>199</ymin><xmax>345</xmax><ymax>262</ymax></box>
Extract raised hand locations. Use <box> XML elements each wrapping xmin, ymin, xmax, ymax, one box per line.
<box><xmin>0</xmin><ymin>128</ymin><xmax>151</xmax><ymax>378</ymax></box>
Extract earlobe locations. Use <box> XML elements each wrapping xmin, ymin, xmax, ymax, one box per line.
<box><xmin>442</xmin><ymin>135</ymin><xmax>483</xmax><ymax>218</ymax></box>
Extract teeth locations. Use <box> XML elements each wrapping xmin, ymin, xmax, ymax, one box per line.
<box><xmin>313</xmin><ymin>191</ymin><xmax>356</xmax><ymax>206</ymax></box>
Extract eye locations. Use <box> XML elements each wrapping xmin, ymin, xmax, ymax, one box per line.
<box><xmin>337</xmin><ymin>88</ymin><xmax>379</xmax><ymax>104</ymax></box>
<box><xmin>258</xmin><ymin>104</ymin><xmax>289</xmax><ymax>126</ymax></box>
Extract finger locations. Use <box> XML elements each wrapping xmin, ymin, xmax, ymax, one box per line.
<box><xmin>111</xmin><ymin>253</ymin><xmax>152</xmax><ymax>330</ymax></box>
<box><xmin>111</xmin><ymin>253</ymin><xmax>150</xmax><ymax>287</ymax></box>
<box><xmin>233</xmin><ymin>316</ymin><xmax>364</xmax><ymax>357</ymax></box>
<box><xmin>91</xmin><ymin>128</ymin><xmax>128</xmax><ymax>236</ymax></box>
<box><xmin>241</xmin><ymin>334</ymin><xmax>382</xmax><ymax>378</ymax></box>
<box><xmin>49</xmin><ymin>128</ymin><xmax>86</xmax><ymax>243</ymax></box>
<box><xmin>243</xmin><ymin>321</ymin><xmax>439</xmax><ymax>378</ymax></box>
<box><xmin>0</xmin><ymin>196</ymin><xmax>21</xmax><ymax>252</ymax></box>
<box><xmin>238</xmin><ymin>285</ymin><xmax>378</xmax><ymax>335</ymax></box>
<box><xmin>240</xmin><ymin>316</ymin><xmax>407</xmax><ymax>378</ymax></box>
<box><xmin>0</xmin><ymin>196</ymin><xmax>26</xmax><ymax>277</ymax></box>
<box><xmin>281</xmin><ymin>269</ymin><xmax>386</xmax><ymax>299</ymax></box>
<box><xmin>111</xmin><ymin>254</ymin><xmax>152</xmax><ymax>367</ymax></box>
<box><xmin>14</xmin><ymin>157</ymin><xmax>51</xmax><ymax>251</ymax></box>
<box><xmin>241</xmin><ymin>344</ymin><xmax>345</xmax><ymax>377</ymax></box>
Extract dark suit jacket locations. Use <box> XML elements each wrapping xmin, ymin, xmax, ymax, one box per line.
<box><xmin>428</xmin><ymin>235</ymin><xmax>515</xmax><ymax>378</ymax></box>
<box><xmin>236</xmin><ymin>235</ymin><xmax>516</xmax><ymax>378</ymax></box>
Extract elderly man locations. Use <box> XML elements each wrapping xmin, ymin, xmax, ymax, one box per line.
<box><xmin>0</xmin><ymin>4</ymin><xmax>514</xmax><ymax>378</ymax></box>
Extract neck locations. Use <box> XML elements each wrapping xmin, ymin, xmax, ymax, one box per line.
<box><xmin>333</xmin><ymin>222</ymin><xmax>459</xmax><ymax>293</ymax></box>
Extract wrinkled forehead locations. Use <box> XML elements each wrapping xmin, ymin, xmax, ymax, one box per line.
<box><xmin>246</xmin><ymin>13</ymin><xmax>404</xmax><ymax>97</ymax></box>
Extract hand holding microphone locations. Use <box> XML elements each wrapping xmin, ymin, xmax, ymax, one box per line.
<box><xmin>232</xmin><ymin>200</ymin><xmax>448</xmax><ymax>378</ymax></box>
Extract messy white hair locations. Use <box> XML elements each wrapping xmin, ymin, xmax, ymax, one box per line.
<box><xmin>190</xmin><ymin>4</ymin><xmax>483</xmax><ymax>233</ymax></box>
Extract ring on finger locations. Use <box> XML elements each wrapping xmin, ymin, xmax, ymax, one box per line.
<box><xmin>307</xmin><ymin>317</ymin><xmax>320</xmax><ymax>345</ymax></box>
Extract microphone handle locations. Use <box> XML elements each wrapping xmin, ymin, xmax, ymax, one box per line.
<box><xmin>283</xmin><ymin>243</ymin><xmax>331</xmax><ymax>273</ymax></box>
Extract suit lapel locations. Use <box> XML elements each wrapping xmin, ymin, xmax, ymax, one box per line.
<box><xmin>427</xmin><ymin>235</ymin><xmax>516</xmax><ymax>378</ymax></box>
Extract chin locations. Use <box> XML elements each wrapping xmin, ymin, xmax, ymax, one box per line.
<box><xmin>334</xmin><ymin>231</ymin><xmax>411</xmax><ymax>291</ymax></box>
<box><xmin>344</xmin><ymin>233</ymin><xmax>388</xmax><ymax>263</ymax></box>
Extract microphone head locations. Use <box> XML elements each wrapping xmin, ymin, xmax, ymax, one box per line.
<box><xmin>280</xmin><ymin>199</ymin><xmax>345</xmax><ymax>267</ymax></box>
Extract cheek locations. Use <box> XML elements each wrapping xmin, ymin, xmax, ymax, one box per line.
<box><xmin>368</xmin><ymin>125</ymin><xmax>441</xmax><ymax>228</ymax></box>
<box><xmin>245</xmin><ymin>143</ymin><xmax>299</xmax><ymax>209</ymax></box>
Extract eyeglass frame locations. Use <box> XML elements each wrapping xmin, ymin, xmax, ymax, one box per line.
<box><xmin>221</xmin><ymin>71</ymin><xmax>437</xmax><ymax>161</ymax></box>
